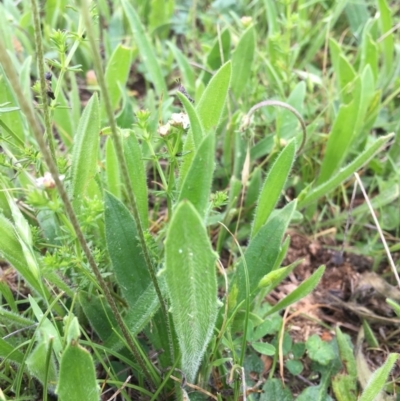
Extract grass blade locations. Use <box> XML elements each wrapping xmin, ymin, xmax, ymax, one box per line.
<box><xmin>121</xmin><ymin>0</ymin><xmax>167</xmax><ymax>95</ymax></box>
<box><xmin>317</xmin><ymin>100</ymin><xmax>358</xmax><ymax>184</ymax></box>
<box><xmin>298</xmin><ymin>133</ymin><xmax>394</xmax><ymax>208</ymax></box>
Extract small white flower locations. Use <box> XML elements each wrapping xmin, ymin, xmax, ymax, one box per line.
<box><xmin>169</xmin><ymin>112</ymin><xmax>190</xmax><ymax>130</ymax></box>
<box><xmin>35</xmin><ymin>172</ymin><xmax>64</xmax><ymax>189</ymax></box>
<box><xmin>240</xmin><ymin>16</ymin><xmax>252</xmax><ymax>27</ymax></box>
<box><xmin>157</xmin><ymin>122</ymin><xmax>171</xmax><ymax>137</ymax></box>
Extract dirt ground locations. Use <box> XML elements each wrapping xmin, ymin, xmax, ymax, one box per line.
<box><xmin>264</xmin><ymin>231</ymin><xmax>400</xmax><ymax>387</ymax></box>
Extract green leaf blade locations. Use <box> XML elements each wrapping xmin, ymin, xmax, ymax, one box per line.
<box><xmin>70</xmin><ymin>93</ymin><xmax>100</xmax><ymax>209</ymax></box>
<box><xmin>252</xmin><ymin>140</ymin><xmax>296</xmax><ymax>238</ymax></box>
<box><xmin>121</xmin><ymin>0</ymin><xmax>167</xmax><ymax>96</ymax></box>
<box><xmin>298</xmin><ymin>134</ymin><xmax>394</xmax><ymax>208</ymax></box>
<box><xmin>359</xmin><ymin>353</ymin><xmax>399</xmax><ymax>401</ymax></box>
<box><xmin>102</xmin><ymin>44</ymin><xmax>133</xmax><ymax>119</ymax></box>
<box><xmin>123</xmin><ymin>132</ymin><xmax>149</xmax><ymax>229</ymax></box>
<box><xmin>165</xmin><ymin>201</ymin><xmax>218</xmax><ymax>383</ymax></box>
<box><xmin>237</xmin><ymin>201</ymin><xmax>297</xmax><ymax>304</ymax></box>
<box><xmin>104</xmin><ymin>191</ymin><xmax>151</xmax><ymax>308</ymax></box>
<box><xmin>178</xmin><ymin>133</ymin><xmax>215</xmax><ymax>219</ymax></box>
<box><xmin>231</xmin><ymin>25</ymin><xmax>256</xmax><ymax>98</ymax></box>
<box><xmin>196</xmin><ymin>61</ymin><xmax>232</xmax><ymax>134</ymax></box>
<box><xmin>57</xmin><ymin>342</ymin><xmax>99</xmax><ymax>401</ymax></box>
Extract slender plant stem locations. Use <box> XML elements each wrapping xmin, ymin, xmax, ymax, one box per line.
<box><xmin>354</xmin><ymin>173</ymin><xmax>400</xmax><ymax>289</ymax></box>
<box><xmin>242</xmin><ymin>99</ymin><xmax>307</xmax><ymax>154</ymax></box>
<box><xmin>0</xmin><ymin>18</ymin><xmax>156</xmax><ymax>388</ymax></box>
<box><xmin>78</xmin><ymin>0</ymin><xmax>173</xmax><ymax>360</ymax></box>
<box><xmin>31</xmin><ymin>0</ymin><xmax>57</xmax><ymax>163</ymax></box>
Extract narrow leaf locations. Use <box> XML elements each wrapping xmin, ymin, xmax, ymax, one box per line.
<box><xmin>0</xmin><ymin>65</ymin><xmax>25</xmax><ymax>145</ymax></box>
<box><xmin>377</xmin><ymin>0</ymin><xmax>394</xmax><ymax>78</ymax></box>
<box><xmin>104</xmin><ymin>191</ymin><xmax>151</xmax><ymax>307</ymax></box>
<box><xmin>78</xmin><ymin>291</ymin><xmax>118</xmax><ymax>342</ymax></box>
<box><xmin>252</xmin><ymin>342</ymin><xmax>276</xmax><ymax>356</ymax></box>
<box><xmin>176</xmin><ymin>92</ymin><xmax>204</xmax><ymax>148</ymax></box>
<box><xmin>121</xmin><ymin>0</ymin><xmax>167</xmax><ymax>95</ymax></box>
<box><xmin>178</xmin><ymin>133</ymin><xmax>215</xmax><ymax>219</ymax></box>
<box><xmin>317</xmin><ymin>100</ymin><xmax>358</xmax><ymax>185</ymax></box>
<box><xmin>298</xmin><ymin>134</ymin><xmax>394</xmax><ymax>208</ymax></box>
<box><xmin>167</xmin><ymin>41</ymin><xmax>195</xmax><ymax>91</ymax></box>
<box><xmin>104</xmin><ymin>283</ymin><xmax>161</xmax><ymax>350</ymax></box>
<box><xmin>252</xmin><ymin>140</ymin><xmax>296</xmax><ymax>238</ymax></box>
<box><xmin>206</xmin><ymin>28</ymin><xmax>230</xmax><ymax>70</ymax></box>
<box><xmin>124</xmin><ymin>132</ymin><xmax>149</xmax><ymax>229</ymax></box>
<box><xmin>237</xmin><ymin>201</ymin><xmax>297</xmax><ymax>304</ymax></box>
<box><xmin>231</xmin><ymin>25</ymin><xmax>255</xmax><ymax>98</ymax></box>
<box><xmin>105</xmin><ymin>136</ymin><xmax>121</xmax><ymax>199</ymax></box>
<box><xmin>359</xmin><ymin>353</ymin><xmax>398</xmax><ymax>401</ymax></box>
<box><xmin>70</xmin><ymin>93</ymin><xmax>100</xmax><ymax>209</ymax></box>
<box><xmin>165</xmin><ymin>201</ymin><xmax>218</xmax><ymax>383</ymax></box>
<box><xmin>196</xmin><ymin>61</ymin><xmax>231</xmax><ymax>134</ymax></box>
<box><xmin>265</xmin><ymin>265</ymin><xmax>325</xmax><ymax>317</ymax></box>
<box><xmin>102</xmin><ymin>44</ymin><xmax>132</xmax><ymax>118</ymax></box>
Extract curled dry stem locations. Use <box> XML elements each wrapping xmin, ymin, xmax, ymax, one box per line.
<box><xmin>241</xmin><ymin>100</ymin><xmax>307</xmax><ymax>155</ymax></box>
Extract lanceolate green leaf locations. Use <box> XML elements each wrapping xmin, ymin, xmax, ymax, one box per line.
<box><xmin>317</xmin><ymin>100</ymin><xmax>358</xmax><ymax>185</ymax></box>
<box><xmin>167</xmin><ymin>41</ymin><xmax>195</xmax><ymax>91</ymax></box>
<box><xmin>377</xmin><ymin>0</ymin><xmax>394</xmax><ymax>79</ymax></box>
<box><xmin>123</xmin><ymin>132</ymin><xmax>149</xmax><ymax>229</ymax></box>
<box><xmin>178</xmin><ymin>133</ymin><xmax>215</xmax><ymax>219</ymax></box>
<box><xmin>165</xmin><ymin>201</ymin><xmax>218</xmax><ymax>383</ymax></box>
<box><xmin>70</xmin><ymin>93</ymin><xmax>100</xmax><ymax>209</ymax></box>
<box><xmin>57</xmin><ymin>342</ymin><xmax>99</xmax><ymax>401</ymax></box>
<box><xmin>102</xmin><ymin>44</ymin><xmax>133</xmax><ymax>119</ymax></box>
<box><xmin>252</xmin><ymin>139</ymin><xmax>296</xmax><ymax>238</ymax></box>
<box><xmin>104</xmin><ymin>283</ymin><xmax>161</xmax><ymax>350</ymax></box>
<box><xmin>298</xmin><ymin>133</ymin><xmax>394</xmax><ymax>208</ymax></box>
<box><xmin>177</xmin><ymin>92</ymin><xmax>205</xmax><ymax>187</ymax></box>
<box><xmin>237</xmin><ymin>201</ymin><xmax>297</xmax><ymax>304</ymax></box>
<box><xmin>332</xmin><ymin>326</ymin><xmax>357</xmax><ymax>401</ymax></box>
<box><xmin>121</xmin><ymin>0</ymin><xmax>167</xmax><ymax>96</ymax></box>
<box><xmin>206</xmin><ymin>28</ymin><xmax>230</xmax><ymax>71</ymax></box>
<box><xmin>104</xmin><ymin>191</ymin><xmax>151</xmax><ymax>308</ymax></box>
<box><xmin>78</xmin><ymin>291</ymin><xmax>118</xmax><ymax>342</ymax></box>
<box><xmin>105</xmin><ymin>136</ymin><xmax>121</xmax><ymax>199</ymax></box>
<box><xmin>231</xmin><ymin>25</ymin><xmax>256</xmax><ymax>98</ymax></box>
<box><xmin>196</xmin><ymin>61</ymin><xmax>232</xmax><ymax>134</ymax></box>
<box><xmin>359</xmin><ymin>353</ymin><xmax>399</xmax><ymax>401</ymax></box>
